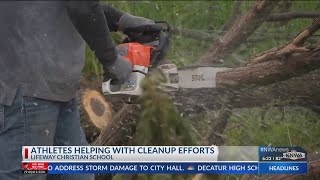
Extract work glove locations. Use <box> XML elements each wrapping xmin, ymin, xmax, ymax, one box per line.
<box><xmin>103</xmin><ymin>56</ymin><xmax>132</xmax><ymax>85</ymax></box>
<box><xmin>118</xmin><ymin>13</ymin><xmax>160</xmax><ymax>43</ymax></box>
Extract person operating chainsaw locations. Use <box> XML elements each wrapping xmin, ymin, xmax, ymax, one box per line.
<box><xmin>0</xmin><ymin>1</ymin><xmax>158</xmax><ymax>180</ymax></box>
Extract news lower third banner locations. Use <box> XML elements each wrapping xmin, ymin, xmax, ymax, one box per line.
<box><xmin>21</xmin><ymin>146</ymin><xmax>307</xmax><ymax>174</ymax></box>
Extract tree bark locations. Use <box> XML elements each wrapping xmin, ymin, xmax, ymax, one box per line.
<box><xmin>220</xmin><ymin>0</ymin><xmax>243</xmax><ymax>33</ymax></box>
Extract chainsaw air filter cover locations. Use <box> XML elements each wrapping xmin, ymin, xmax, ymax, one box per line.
<box><xmin>117</xmin><ymin>42</ymin><xmax>154</xmax><ymax>71</ymax></box>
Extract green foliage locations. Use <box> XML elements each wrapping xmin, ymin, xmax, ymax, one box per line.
<box><xmin>134</xmin><ymin>70</ymin><xmax>196</xmax><ymax>146</ymax></box>
<box><xmin>82</xmin><ymin>47</ymin><xmax>102</xmax><ymax>79</ymax></box>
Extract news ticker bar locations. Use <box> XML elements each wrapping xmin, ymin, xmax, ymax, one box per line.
<box><xmin>22</xmin><ymin>162</ymin><xmax>307</xmax><ymax>174</ymax></box>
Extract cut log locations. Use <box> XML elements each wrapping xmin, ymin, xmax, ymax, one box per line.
<box><xmin>81</xmin><ymin>89</ymin><xmax>112</xmax><ymax>130</ymax></box>
<box><xmin>79</xmin><ymin>89</ymin><xmax>112</xmax><ymax>143</ymax></box>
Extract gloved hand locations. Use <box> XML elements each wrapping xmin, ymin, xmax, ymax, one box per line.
<box><xmin>103</xmin><ymin>56</ymin><xmax>132</xmax><ymax>85</ymax></box>
<box><xmin>118</xmin><ymin>13</ymin><xmax>160</xmax><ymax>43</ymax></box>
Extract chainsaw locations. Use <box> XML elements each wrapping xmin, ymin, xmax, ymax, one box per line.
<box><xmin>102</xmin><ymin>22</ymin><xmax>229</xmax><ymax>101</ymax></box>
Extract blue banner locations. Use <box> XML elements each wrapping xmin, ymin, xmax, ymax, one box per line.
<box><xmin>259</xmin><ymin>162</ymin><xmax>307</xmax><ymax>174</ymax></box>
<box><xmin>47</xmin><ymin>162</ymin><xmax>258</xmax><ymax>174</ymax></box>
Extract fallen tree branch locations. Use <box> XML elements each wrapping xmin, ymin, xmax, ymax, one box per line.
<box><xmin>267</xmin><ymin>12</ymin><xmax>320</xmax><ymax>21</ymax></box>
<box><xmin>217</xmin><ymin>45</ymin><xmax>320</xmax><ymax>88</ymax></box>
<box><xmin>198</xmin><ymin>0</ymin><xmax>280</xmax><ymax>64</ymax></box>
<box><xmin>247</xmin><ymin>17</ymin><xmax>320</xmax><ymax>65</ymax></box>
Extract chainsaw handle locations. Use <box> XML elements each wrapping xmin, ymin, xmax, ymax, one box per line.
<box><xmin>101</xmin><ymin>80</ymin><xmax>122</xmax><ymax>95</ymax></box>
<box><xmin>122</xmin><ymin>21</ymin><xmax>170</xmax><ymax>44</ymax></box>
<box><xmin>149</xmin><ymin>23</ymin><xmax>170</xmax><ymax>68</ymax></box>
<box><xmin>102</xmin><ymin>71</ymin><xmax>145</xmax><ymax>96</ymax></box>
<box><xmin>123</xmin><ymin>23</ymin><xmax>167</xmax><ymax>35</ymax></box>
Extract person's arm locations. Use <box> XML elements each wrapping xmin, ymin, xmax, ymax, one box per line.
<box><xmin>66</xmin><ymin>1</ymin><xmax>132</xmax><ymax>85</ymax></box>
<box><xmin>66</xmin><ymin>0</ymin><xmax>117</xmax><ymax>66</ymax></box>
<box><xmin>101</xmin><ymin>4</ymin><xmax>124</xmax><ymax>32</ymax></box>
<box><xmin>101</xmin><ymin>3</ymin><xmax>157</xmax><ymax>36</ymax></box>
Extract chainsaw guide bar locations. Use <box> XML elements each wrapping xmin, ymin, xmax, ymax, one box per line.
<box><xmin>158</xmin><ymin>64</ymin><xmax>229</xmax><ymax>91</ymax></box>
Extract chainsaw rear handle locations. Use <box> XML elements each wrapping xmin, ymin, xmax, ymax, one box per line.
<box><xmin>150</xmin><ymin>26</ymin><xmax>170</xmax><ymax>68</ymax></box>
<box><xmin>122</xmin><ymin>21</ymin><xmax>170</xmax><ymax>36</ymax></box>
<box><xmin>151</xmin><ymin>21</ymin><xmax>171</xmax><ymax>68</ymax></box>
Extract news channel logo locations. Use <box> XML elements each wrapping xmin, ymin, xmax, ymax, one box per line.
<box><xmin>259</xmin><ymin>146</ymin><xmax>307</xmax><ymax>162</ymax></box>
<box><xmin>282</xmin><ymin>150</ymin><xmax>305</xmax><ymax>160</ymax></box>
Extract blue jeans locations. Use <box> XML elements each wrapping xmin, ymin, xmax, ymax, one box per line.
<box><xmin>0</xmin><ymin>90</ymin><xmax>94</xmax><ymax>180</ymax></box>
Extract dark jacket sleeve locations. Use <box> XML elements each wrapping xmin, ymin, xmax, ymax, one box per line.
<box><xmin>102</xmin><ymin>4</ymin><xmax>124</xmax><ymax>32</ymax></box>
<box><xmin>66</xmin><ymin>0</ymin><xmax>117</xmax><ymax>66</ymax></box>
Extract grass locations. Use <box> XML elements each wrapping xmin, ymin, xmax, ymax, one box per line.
<box><xmin>225</xmin><ymin>107</ymin><xmax>320</xmax><ymax>152</ymax></box>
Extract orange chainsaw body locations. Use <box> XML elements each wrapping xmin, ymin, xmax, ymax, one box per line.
<box><xmin>117</xmin><ymin>42</ymin><xmax>154</xmax><ymax>69</ymax></box>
